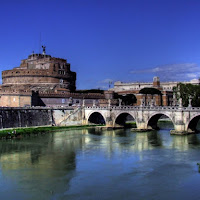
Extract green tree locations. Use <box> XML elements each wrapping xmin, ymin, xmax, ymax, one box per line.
<box><xmin>173</xmin><ymin>83</ymin><xmax>200</xmax><ymax>107</ymax></box>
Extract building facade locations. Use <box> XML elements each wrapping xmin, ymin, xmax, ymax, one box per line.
<box><xmin>110</xmin><ymin>77</ymin><xmax>200</xmax><ymax>106</ymax></box>
<box><xmin>113</xmin><ymin>77</ymin><xmax>200</xmax><ymax>92</ymax></box>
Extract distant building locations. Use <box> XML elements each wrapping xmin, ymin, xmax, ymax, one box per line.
<box><xmin>112</xmin><ymin>77</ymin><xmax>200</xmax><ymax>92</ymax></box>
<box><xmin>110</xmin><ymin>77</ymin><xmax>200</xmax><ymax>106</ymax></box>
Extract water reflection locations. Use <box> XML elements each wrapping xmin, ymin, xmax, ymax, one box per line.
<box><xmin>171</xmin><ymin>134</ymin><xmax>200</xmax><ymax>151</ymax></box>
<box><xmin>0</xmin><ymin>131</ymin><xmax>83</xmax><ymax>199</ymax></box>
<box><xmin>87</xmin><ymin>128</ymin><xmax>162</xmax><ymax>152</ymax></box>
<box><xmin>0</xmin><ymin>126</ymin><xmax>200</xmax><ymax>200</ymax></box>
<box><xmin>147</xmin><ymin>131</ymin><xmax>162</xmax><ymax>147</ymax></box>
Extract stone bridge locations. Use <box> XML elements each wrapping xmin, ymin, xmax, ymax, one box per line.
<box><xmin>0</xmin><ymin>105</ymin><xmax>199</xmax><ymax>135</ymax></box>
<box><xmin>82</xmin><ymin>105</ymin><xmax>200</xmax><ymax>135</ymax></box>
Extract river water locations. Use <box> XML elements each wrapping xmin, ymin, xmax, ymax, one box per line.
<box><xmin>0</xmin><ymin>122</ymin><xmax>200</xmax><ymax>200</ymax></box>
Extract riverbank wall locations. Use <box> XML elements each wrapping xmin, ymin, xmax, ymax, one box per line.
<box><xmin>0</xmin><ymin>107</ymin><xmax>83</xmax><ymax>129</ymax></box>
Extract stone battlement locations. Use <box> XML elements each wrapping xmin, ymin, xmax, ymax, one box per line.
<box><xmin>39</xmin><ymin>91</ymin><xmax>105</xmax><ymax>99</ymax></box>
<box><xmin>2</xmin><ymin>69</ymin><xmax>74</xmax><ymax>79</ymax></box>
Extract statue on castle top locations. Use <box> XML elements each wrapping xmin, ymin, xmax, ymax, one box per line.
<box><xmin>42</xmin><ymin>45</ymin><xmax>46</xmax><ymax>55</ymax></box>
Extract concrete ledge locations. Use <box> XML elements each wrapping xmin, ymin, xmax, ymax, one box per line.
<box><xmin>170</xmin><ymin>130</ymin><xmax>195</xmax><ymax>135</ymax></box>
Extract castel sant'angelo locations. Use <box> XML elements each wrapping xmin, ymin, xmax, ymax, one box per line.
<box><xmin>0</xmin><ymin>47</ymin><xmax>113</xmax><ymax>107</ymax></box>
<box><xmin>2</xmin><ymin>47</ymin><xmax>76</xmax><ymax>92</ymax></box>
<box><xmin>1</xmin><ymin>46</ymin><xmax>198</xmax><ymax>107</ymax></box>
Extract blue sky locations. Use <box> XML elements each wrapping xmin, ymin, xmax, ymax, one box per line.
<box><xmin>1</xmin><ymin>0</ymin><xmax>200</xmax><ymax>89</ymax></box>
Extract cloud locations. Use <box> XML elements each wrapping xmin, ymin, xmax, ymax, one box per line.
<box><xmin>96</xmin><ymin>78</ymin><xmax>114</xmax><ymax>89</ymax></box>
<box><xmin>99</xmin><ymin>78</ymin><xmax>113</xmax><ymax>84</ymax></box>
<box><xmin>130</xmin><ymin>63</ymin><xmax>200</xmax><ymax>81</ymax></box>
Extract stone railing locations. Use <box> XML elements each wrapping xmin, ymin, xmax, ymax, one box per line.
<box><xmin>84</xmin><ymin>105</ymin><xmax>200</xmax><ymax>111</ymax></box>
<box><xmin>1</xmin><ymin>105</ymin><xmax>199</xmax><ymax>112</ymax></box>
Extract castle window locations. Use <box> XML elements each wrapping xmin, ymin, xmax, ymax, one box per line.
<box><xmin>60</xmin><ymin>79</ymin><xmax>63</xmax><ymax>84</ymax></box>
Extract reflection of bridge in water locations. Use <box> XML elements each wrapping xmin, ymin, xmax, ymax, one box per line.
<box><xmin>83</xmin><ymin>106</ymin><xmax>200</xmax><ymax>135</ymax></box>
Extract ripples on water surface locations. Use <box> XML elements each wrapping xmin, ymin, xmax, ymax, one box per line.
<box><xmin>0</xmin><ymin>122</ymin><xmax>200</xmax><ymax>200</ymax></box>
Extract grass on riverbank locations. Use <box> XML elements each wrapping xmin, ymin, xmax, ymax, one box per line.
<box><xmin>0</xmin><ymin>120</ymin><xmax>172</xmax><ymax>139</ymax></box>
<box><xmin>125</xmin><ymin>122</ymin><xmax>137</xmax><ymax>128</ymax></box>
<box><xmin>0</xmin><ymin>125</ymin><xmax>98</xmax><ymax>139</ymax></box>
<box><xmin>125</xmin><ymin>120</ymin><xmax>171</xmax><ymax>128</ymax></box>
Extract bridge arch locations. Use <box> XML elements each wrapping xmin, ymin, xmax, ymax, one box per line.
<box><xmin>87</xmin><ymin>111</ymin><xmax>106</xmax><ymax>125</ymax></box>
<box><xmin>186</xmin><ymin>114</ymin><xmax>200</xmax><ymax>133</ymax></box>
<box><xmin>147</xmin><ymin>112</ymin><xmax>174</xmax><ymax>130</ymax></box>
<box><xmin>114</xmin><ymin>112</ymin><xmax>136</xmax><ymax>128</ymax></box>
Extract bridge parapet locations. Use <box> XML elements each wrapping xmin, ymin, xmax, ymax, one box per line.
<box><xmin>85</xmin><ymin>105</ymin><xmax>200</xmax><ymax>112</ymax></box>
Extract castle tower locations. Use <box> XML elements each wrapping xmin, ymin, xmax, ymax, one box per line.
<box><xmin>153</xmin><ymin>76</ymin><xmax>160</xmax><ymax>88</ymax></box>
<box><xmin>0</xmin><ymin>48</ymin><xmax>76</xmax><ymax>107</ymax></box>
<box><xmin>2</xmin><ymin>48</ymin><xmax>76</xmax><ymax>93</ymax></box>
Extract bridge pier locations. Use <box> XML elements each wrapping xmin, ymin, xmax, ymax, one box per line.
<box><xmin>132</xmin><ymin>120</ymin><xmax>154</xmax><ymax>132</ymax></box>
<box><xmin>171</xmin><ymin>123</ymin><xmax>192</xmax><ymax>135</ymax></box>
<box><xmin>170</xmin><ymin>110</ymin><xmax>189</xmax><ymax>135</ymax></box>
<box><xmin>105</xmin><ymin>116</ymin><xmax>114</xmax><ymax>129</ymax></box>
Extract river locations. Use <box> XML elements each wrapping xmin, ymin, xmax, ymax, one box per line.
<box><xmin>0</xmin><ymin>122</ymin><xmax>200</xmax><ymax>200</ymax></box>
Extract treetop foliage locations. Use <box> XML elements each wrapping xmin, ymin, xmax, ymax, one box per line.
<box><xmin>173</xmin><ymin>83</ymin><xmax>200</xmax><ymax>107</ymax></box>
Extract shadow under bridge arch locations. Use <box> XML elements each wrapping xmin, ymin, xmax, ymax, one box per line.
<box><xmin>88</xmin><ymin>112</ymin><xmax>106</xmax><ymax>125</ymax></box>
<box><xmin>147</xmin><ymin>113</ymin><xmax>174</xmax><ymax>130</ymax></box>
<box><xmin>114</xmin><ymin>112</ymin><xmax>136</xmax><ymax>128</ymax></box>
<box><xmin>187</xmin><ymin>115</ymin><xmax>200</xmax><ymax>133</ymax></box>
